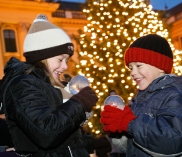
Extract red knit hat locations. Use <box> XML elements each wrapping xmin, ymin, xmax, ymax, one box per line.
<box><xmin>124</xmin><ymin>34</ymin><xmax>173</xmax><ymax>74</ymax></box>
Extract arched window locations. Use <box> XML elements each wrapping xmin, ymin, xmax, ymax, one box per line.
<box><xmin>3</xmin><ymin>29</ymin><xmax>17</xmax><ymax>52</ymax></box>
<box><xmin>1</xmin><ymin>27</ymin><xmax>20</xmax><ymax>65</ymax></box>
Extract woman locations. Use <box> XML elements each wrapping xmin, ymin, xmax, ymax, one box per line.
<box><xmin>0</xmin><ymin>14</ymin><xmax>111</xmax><ymax>157</ymax></box>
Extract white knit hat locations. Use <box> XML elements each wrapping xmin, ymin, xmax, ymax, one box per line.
<box><xmin>23</xmin><ymin>14</ymin><xmax>74</xmax><ymax>63</ymax></box>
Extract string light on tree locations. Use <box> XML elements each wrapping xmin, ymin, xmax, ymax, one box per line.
<box><xmin>74</xmin><ymin>0</ymin><xmax>182</xmax><ymax>137</ymax></box>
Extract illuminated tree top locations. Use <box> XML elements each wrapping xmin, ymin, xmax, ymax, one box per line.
<box><xmin>75</xmin><ymin>0</ymin><xmax>182</xmax><ymax>136</ymax></box>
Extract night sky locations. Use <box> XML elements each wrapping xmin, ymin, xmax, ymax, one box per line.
<box><xmin>61</xmin><ymin>0</ymin><xmax>182</xmax><ymax>10</ymax></box>
<box><xmin>151</xmin><ymin>0</ymin><xmax>182</xmax><ymax>10</ymax></box>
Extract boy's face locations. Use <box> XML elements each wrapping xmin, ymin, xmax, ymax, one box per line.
<box><xmin>128</xmin><ymin>62</ymin><xmax>165</xmax><ymax>90</ymax></box>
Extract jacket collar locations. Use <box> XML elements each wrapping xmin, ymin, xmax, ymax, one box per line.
<box><xmin>147</xmin><ymin>74</ymin><xmax>177</xmax><ymax>92</ymax></box>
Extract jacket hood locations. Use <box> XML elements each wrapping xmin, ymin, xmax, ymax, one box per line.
<box><xmin>0</xmin><ymin>57</ymin><xmax>32</xmax><ymax>113</ymax></box>
<box><xmin>4</xmin><ymin>57</ymin><xmax>31</xmax><ymax>77</ymax></box>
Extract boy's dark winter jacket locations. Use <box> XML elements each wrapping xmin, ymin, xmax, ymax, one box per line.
<box><xmin>127</xmin><ymin>75</ymin><xmax>182</xmax><ymax>157</ymax></box>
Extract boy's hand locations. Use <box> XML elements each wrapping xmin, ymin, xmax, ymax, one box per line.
<box><xmin>100</xmin><ymin>105</ymin><xmax>136</xmax><ymax>133</ymax></box>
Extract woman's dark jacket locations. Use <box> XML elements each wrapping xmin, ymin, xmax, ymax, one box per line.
<box><xmin>0</xmin><ymin>57</ymin><xmax>94</xmax><ymax>157</ymax></box>
<box><xmin>127</xmin><ymin>75</ymin><xmax>182</xmax><ymax>157</ymax></box>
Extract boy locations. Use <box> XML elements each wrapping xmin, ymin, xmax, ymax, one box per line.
<box><xmin>100</xmin><ymin>34</ymin><xmax>182</xmax><ymax>157</ymax></box>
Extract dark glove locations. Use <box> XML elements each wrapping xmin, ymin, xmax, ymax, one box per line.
<box><xmin>100</xmin><ymin>105</ymin><xmax>136</xmax><ymax>133</ymax></box>
<box><xmin>71</xmin><ymin>86</ymin><xmax>98</xmax><ymax>112</ymax></box>
<box><xmin>93</xmin><ymin>137</ymin><xmax>112</xmax><ymax>157</ymax></box>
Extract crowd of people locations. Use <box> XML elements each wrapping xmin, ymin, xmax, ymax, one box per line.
<box><xmin>0</xmin><ymin>13</ymin><xmax>182</xmax><ymax>157</ymax></box>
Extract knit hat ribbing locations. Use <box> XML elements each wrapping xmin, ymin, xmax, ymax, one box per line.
<box><xmin>23</xmin><ymin>14</ymin><xmax>74</xmax><ymax>63</ymax></box>
<box><xmin>124</xmin><ymin>34</ymin><xmax>173</xmax><ymax>74</ymax></box>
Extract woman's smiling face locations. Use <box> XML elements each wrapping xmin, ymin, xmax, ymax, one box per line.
<box><xmin>46</xmin><ymin>54</ymin><xmax>69</xmax><ymax>83</ymax></box>
<box><xmin>128</xmin><ymin>62</ymin><xmax>165</xmax><ymax>90</ymax></box>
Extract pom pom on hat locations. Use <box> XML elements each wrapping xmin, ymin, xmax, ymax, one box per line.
<box><xmin>124</xmin><ymin>34</ymin><xmax>173</xmax><ymax>74</ymax></box>
<box><xmin>23</xmin><ymin>14</ymin><xmax>74</xmax><ymax>63</ymax></box>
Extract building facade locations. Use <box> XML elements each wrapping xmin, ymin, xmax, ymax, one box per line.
<box><xmin>0</xmin><ymin>0</ymin><xmax>87</xmax><ymax>79</ymax></box>
<box><xmin>166</xmin><ymin>3</ymin><xmax>182</xmax><ymax>50</ymax></box>
<box><xmin>0</xmin><ymin>0</ymin><xmax>182</xmax><ymax>79</ymax></box>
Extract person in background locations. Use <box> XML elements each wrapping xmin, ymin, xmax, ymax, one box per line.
<box><xmin>0</xmin><ymin>109</ymin><xmax>18</xmax><ymax>156</ymax></box>
<box><xmin>109</xmin><ymin>89</ymin><xmax>117</xmax><ymax>96</ymax></box>
<box><xmin>0</xmin><ymin>113</ymin><xmax>14</xmax><ymax>151</ymax></box>
<box><xmin>0</xmin><ymin>14</ymin><xmax>109</xmax><ymax>157</ymax></box>
<box><xmin>0</xmin><ymin>80</ymin><xmax>19</xmax><ymax>157</ymax></box>
<box><xmin>61</xmin><ymin>73</ymin><xmax>72</xmax><ymax>87</ymax></box>
<box><xmin>63</xmin><ymin>73</ymin><xmax>72</xmax><ymax>82</ymax></box>
<box><xmin>100</xmin><ymin>34</ymin><xmax>182</xmax><ymax>157</ymax></box>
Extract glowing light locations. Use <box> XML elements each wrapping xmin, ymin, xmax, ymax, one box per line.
<box><xmin>75</xmin><ymin>0</ymin><xmax>182</xmax><ymax>136</ymax></box>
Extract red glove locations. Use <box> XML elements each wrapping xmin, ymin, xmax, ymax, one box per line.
<box><xmin>100</xmin><ymin>105</ymin><xmax>136</xmax><ymax>133</ymax></box>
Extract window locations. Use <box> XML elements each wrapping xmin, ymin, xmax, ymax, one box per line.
<box><xmin>1</xmin><ymin>28</ymin><xmax>20</xmax><ymax>65</ymax></box>
<box><xmin>3</xmin><ymin>29</ymin><xmax>17</xmax><ymax>52</ymax></box>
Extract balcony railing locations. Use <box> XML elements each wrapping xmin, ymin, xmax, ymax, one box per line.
<box><xmin>52</xmin><ymin>10</ymin><xmax>87</xmax><ymax>19</ymax></box>
<box><xmin>52</xmin><ymin>10</ymin><xmax>65</xmax><ymax>18</ymax></box>
<box><xmin>167</xmin><ymin>12</ymin><xmax>182</xmax><ymax>24</ymax></box>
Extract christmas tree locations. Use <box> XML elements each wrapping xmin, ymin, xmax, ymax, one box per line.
<box><xmin>74</xmin><ymin>0</ymin><xmax>182</xmax><ymax>137</ymax></box>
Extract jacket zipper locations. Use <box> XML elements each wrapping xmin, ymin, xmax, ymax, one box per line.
<box><xmin>68</xmin><ymin>146</ymin><xmax>73</xmax><ymax>157</ymax></box>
